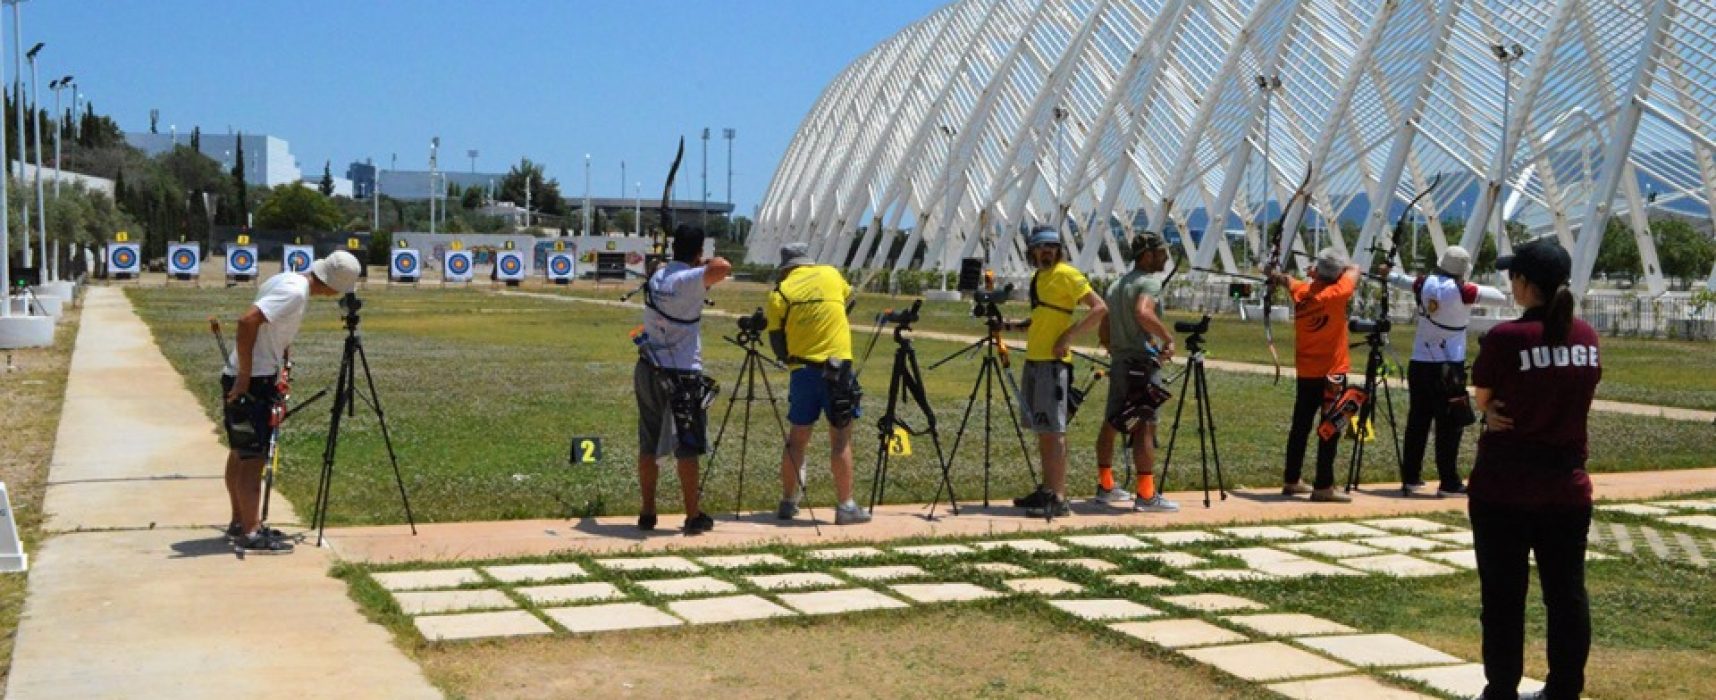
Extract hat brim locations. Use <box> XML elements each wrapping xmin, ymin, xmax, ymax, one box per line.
<box><xmin>1494</xmin><ymin>254</ymin><xmax>1516</xmax><ymax>271</ymax></box>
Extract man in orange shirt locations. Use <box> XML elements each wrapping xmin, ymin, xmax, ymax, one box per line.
<box><xmin>1266</xmin><ymin>248</ymin><xmax>1359</xmax><ymax>503</ymax></box>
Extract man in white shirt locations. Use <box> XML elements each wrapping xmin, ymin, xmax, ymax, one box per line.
<box><xmin>221</xmin><ymin>251</ymin><xmax>360</xmax><ymax>553</ymax></box>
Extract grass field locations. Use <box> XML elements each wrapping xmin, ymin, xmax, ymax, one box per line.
<box><xmin>128</xmin><ymin>284</ymin><xmax>1716</xmax><ymax>526</ymax></box>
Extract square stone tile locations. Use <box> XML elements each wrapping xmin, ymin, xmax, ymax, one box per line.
<box><xmin>697</xmin><ymin>554</ymin><xmax>792</xmax><ymax>569</ymax></box>
<box><xmin>593</xmin><ymin>556</ymin><xmax>703</xmax><ymax>574</ymax></box>
<box><xmin>1359</xmin><ymin>517</ymin><xmax>1449</xmax><ymax>534</ymax></box>
<box><xmin>1426</xmin><ymin>531</ymin><xmax>1475</xmax><ymax>546</ymax></box>
<box><xmin>1596</xmin><ymin>503</ymin><xmax>1674</xmax><ymax>516</ymax></box>
<box><xmin>1296</xmin><ymin>633</ymin><xmax>1463</xmax><ymax>667</ymax></box>
<box><xmin>1047</xmin><ymin>598</ymin><xmax>1163</xmax><ymax>621</ymax></box>
<box><xmin>1138</xmin><ymin>530</ymin><xmax>1224</xmax><ymax>545</ymax></box>
<box><xmin>667</xmin><ymin>594</ymin><xmax>798</xmax><ymax>624</ymax></box>
<box><xmin>1340</xmin><ymin>554</ymin><xmax>1458</xmax><ymax>578</ymax></box>
<box><xmin>1390</xmin><ymin>663</ymin><xmax>1546</xmax><ymax>698</ymax></box>
<box><xmin>543</xmin><ymin>602</ymin><xmax>683</xmax><ymax>633</ymax></box>
<box><xmin>393</xmin><ymin>589</ymin><xmax>517</xmax><ymax>615</ymax></box>
<box><xmin>1063</xmin><ymin>534</ymin><xmax>1151</xmax><ymax>550</ymax></box>
<box><xmin>1252</xmin><ymin>560</ymin><xmax>1365</xmax><ymax>578</ymax></box>
<box><xmin>969</xmin><ymin>562</ymin><xmax>1032</xmax><ymax>576</ymax></box>
<box><xmin>373</xmin><ymin>568</ymin><xmax>483</xmax><ymax>591</ymax></box>
<box><xmin>413</xmin><ymin>610</ymin><xmax>552</xmax><ymax>641</ymax></box>
<box><xmin>1184</xmin><ymin>568</ymin><xmax>1276</xmax><ymax>582</ymax></box>
<box><xmin>1422</xmin><ymin>549</ymin><xmax>1478</xmax><ymax>570</ymax></box>
<box><xmin>889</xmin><ymin>582</ymin><xmax>1002</xmax><ymax>603</ymax></box>
<box><xmin>1267</xmin><ymin>675</ymin><xmax>1437</xmax><ymax>700</ymax></box>
<box><xmin>1219</xmin><ymin>526</ymin><xmax>1307</xmax><ymax>541</ymax></box>
<box><xmin>1214</xmin><ymin>547</ymin><xmax>1304</xmax><ymax>567</ymax></box>
<box><xmin>973</xmin><ymin>538</ymin><xmax>1066</xmax><ymax>553</ymax></box>
<box><xmin>1106</xmin><ymin>573</ymin><xmax>1176</xmax><ymax>589</ymax></box>
<box><xmin>1283</xmin><ymin>540</ymin><xmax>1385</xmax><ymax>558</ymax></box>
<box><xmin>516</xmin><ymin>582</ymin><xmax>626</xmax><ymax>605</ymax></box>
<box><xmin>1222</xmin><ymin>613</ymin><xmax>1356</xmax><ymax>637</ymax></box>
<box><xmin>1359</xmin><ymin>535</ymin><xmax>1447</xmax><ymax>553</ymax></box>
<box><xmin>637</xmin><ymin>576</ymin><xmax>740</xmax><ymax>597</ymax></box>
<box><xmin>1292</xmin><ymin>522</ymin><xmax>1392</xmax><ymax>538</ymax></box>
<box><xmin>840</xmin><ymin>565</ymin><xmax>927</xmax><ymax>581</ymax></box>
<box><xmin>1181</xmin><ymin>642</ymin><xmax>1352</xmax><ymax>681</ymax></box>
<box><xmin>804</xmin><ymin>547</ymin><xmax>886</xmax><ymax>560</ymax></box>
<box><xmin>1046</xmin><ymin>557</ymin><xmax>1120</xmax><ymax>573</ymax></box>
<box><xmin>1109</xmin><ymin>619</ymin><xmax>1247</xmax><ymax>649</ymax></box>
<box><xmin>1649</xmin><ymin>499</ymin><xmax>1716</xmax><ymax>511</ymax></box>
<box><xmin>1002</xmin><ymin>577</ymin><xmax>1084</xmax><ymax>595</ymax></box>
<box><xmin>892</xmin><ymin>544</ymin><xmax>975</xmax><ymax>557</ymax></box>
<box><xmin>1131</xmin><ymin>552</ymin><xmax>1208</xmax><ymax>568</ymax></box>
<box><xmin>482</xmin><ymin>563</ymin><xmax>587</xmax><ymax>584</ymax></box>
<box><xmin>1160</xmin><ymin>594</ymin><xmax>1268</xmax><ymax>612</ymax></box>
<box><xmin>1665</xmin><ymin>515</ymin><xmax>1716</xmax><ymax>532</ymax></box>
<box><xmin>777</xmin><ymin>588</ymin><xmax>910</xmax><ymax>615</ymax></box>
<box><xmin>744</xmin><ymin>572</ymin><xmax>845</xmax><ymax>590</ymax></box>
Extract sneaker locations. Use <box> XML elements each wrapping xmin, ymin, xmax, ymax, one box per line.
<box><xmin>776</xmin><ymin>498</ymin><xmax>801</xmax><ymax>520</ymax></box>
<box><xmin>1282</xmin><ymin>482</ymin><xmax>1313</xmax><ymax>496</ymax></box>
<box><xmin>1013</xmin><ymin>485</ymin><xmax>1054</xmax><ymax>509</ymax></box>
<box><xmin>834</xmin><ymin>503</ymin><xmax>872</xmax><ymax>525</ymax></box>
<box><xmin>1310</xmin><ymin>488</ymin><xmax>1353</xmax><ymax>503</ymax></box>
<box><xmin>1402</xmin><ymin>481</ymin><xmax>1427</xmax><ymax>496</ymax></box>
<box><xmin>226</xmin><ymin>523</ymin><xmax>286</xmax><ymax>541</ymax></box>
<box><xmin>237</xmin><ymin>533</ymin><xmax>294</xmax><ymax>555</ymax></box>
<box><xmin>1095</xmin><ymin>486</ymin><xmax>1134</xmax><ymax>504</ymax></box>
<box><xmin>1437</xmin><ymin>483</ymin><xmax>1468</xmax><ymax>498</ymax></box>
<box><xmin>1133</xmin><ymin>494</ymin><xmax>1180</xmax><ymax>513</ymax></box>
<box><xmin>1025</xmin><ymin>494</ymin><xmax>1071</xmax><ymax>518</ymax></box>
<box><xmin>638</xmin><ymin>513</ymin><xmax>658</xmax><ymax>531</ymax></box>
<box><xmin>683</xmin><ymin>512</ymin><xmax>714</xmax><ymax>534</ymax></box>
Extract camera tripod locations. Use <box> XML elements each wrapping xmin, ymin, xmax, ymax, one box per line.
<box><xmin>698</xmin><ymin>327</ymin><xmax>820</xmax><ymax>533</ymax></box>
<box><xmin>309</xmin><ymin>293</ymin><xmax>419</xmax><ymax>547</ymax></box>
<box><xmin>866</xmin><ymin>302</ymin><xmax>960</xmax><ymax>518</ymax></box>
<box><xmin>1342</xmin><ymin>323</ymin><xmax>1404</xmax><ymax>493</ymax></box>
<box><xmin>1157</xmin><ymin>321</ymin><xmax>1228</xmax><ymax>507</ymax></box>
<box><xmin>929</xmin><ymin>319</ymin><xmax>1037</xmax><ymax>508</ymax></box>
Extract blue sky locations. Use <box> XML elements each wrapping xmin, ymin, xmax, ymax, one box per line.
<box><xmin>23</xmin><ymin>0</ymin><xmax>945</xmax><ymax>215</ymax></box>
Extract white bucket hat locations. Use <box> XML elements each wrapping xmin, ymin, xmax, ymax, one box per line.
<box><xmin>312</xmin><ymin>251</ymin><xmax>362</xmax><ymax>294</ymax></box>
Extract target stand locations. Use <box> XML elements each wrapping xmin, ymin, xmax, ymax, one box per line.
<box><xmin>225</xmin><ymin>244</ymin><xmax>260</xmax><ymax>287</ymax></box>
<box><xmin>389</xmin><ymin>248</ymin><xmax>422</xmax><ymax>286</ymax></box>
<box><xmin>442</xmin><ymin>250</ymin><xmax>474</xmax><ymax>286</ymax></box>
<box><xmin>494</xmin><ymin>250</ymin><xmax>526</xmax><ymax>288</ymax></box>
<box><xmin>106</xmin><ymin>237</ymin><xmax>142</xmax><ymax>284</ymax></box>
<box><xmin>166</xmin><ymin>242</ymin><xmax>202</xmax><ymax>287</ymax></box>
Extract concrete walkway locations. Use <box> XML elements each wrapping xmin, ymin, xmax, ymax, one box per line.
<box><xmin>5</xmin><ymin>288</ymin><xmax>439</xmax><ymax>700</ymax></box>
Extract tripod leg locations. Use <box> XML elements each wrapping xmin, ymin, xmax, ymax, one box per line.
<box><xmin>313</xmin><ymin>341</ymin><xmax>355</xmax><ymax>547</ymax></box>
<box><xmin>753</xmin><ymin>363</ymin><xmax>815</xmax><ymax>533</ymax></box>
<box><xmin>1158</xmin><ymin>362</ymin><xmax>1197</xmax><ymax>493</ymax></box>
<box><xmin>905</xmin><ymin>346</ymin><xmax>957</xmax><ymax>517</ymax></box>
<box><xmin>354</xmin><ymin>342</ymin><xmax>418</xmax><ymax>535</ymax></box>
<box><xmin>1380</xmin><ymin>375</ymin><xmax>1404</xmax><ymax>470</ymax></box>
<box><xmin>994</xmin><ymin>360</ymin><xmax>1039</xmax><ymax>485</ymax></box>
<box><xmin>699</xmin><ymin>354</ymin><xmax>747</xmax><ymax>498</ymax></box>
<box><xmin>868</xmin><ymin>356</ymin><xmax>907</xmax><ymax>511</ymax></box>
<box><xmin>1194</xmin><ymin>366</ymin><xmax>1212</xmax><ymax>509</ymax></box>
<box><xmin>982</xmin><ymin>358</ymin><xmax>995</xmax><ymax>508</ymax></box>
<box><xmin>939</xmin><ymin>355</ymin><xmax>987</xmax><ymax>508</ymax></box>
<box><xmin>1197</xmin><ymin>363</ymin><xmax>1228</xmax><ymax>502</ymax></box>
<box><xmin>734</xmin><ymin>358</ymin><xmax>756</xmax><ymax>518</ymax></box>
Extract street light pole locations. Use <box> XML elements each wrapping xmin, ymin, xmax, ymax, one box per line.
<box><xmin>700</xmin><ymin>127</ymin><xmax>709</xmax><ymax>227</ymax></box>
<box><xmin>429</xmin><ymin>137</ymin><xmax>439</xmax><ymax>236</ymax></box>
<box><xmin>9</xmin><ymin>0</ymin><xmax>30</xmax><ymax>268</ymax></box>
<box><xmin>583</xmin><ymin>153</ymin><xmax>592</xmax><ymax>235</ymax></box>
<box><xmin>0</xmin><ymin>7</ymin><xmax>11</xmax><ymax>316</ymax></box>
<box><xmin>723</xmin><ymin>128</ymin><xmax>735</xmax><ymax>221</ymax></box>
<box><xmin>467</xmin><ymin>148</ymin><xmax>478</xmax><ymax>174</ymax></box>
<box><xmin>634</xmin><ymin>181</ymin><xmax>641</xmax><ymax>237</ymax></box>
<box><xmin>49</xmin><ymin>73</ymin><xmax>65</xmax><ymax>197</ymax></box>
<box><xmin>27</xmin><ymin>42</ymin><xmax>48</xmax><ymax>280</ymax></box>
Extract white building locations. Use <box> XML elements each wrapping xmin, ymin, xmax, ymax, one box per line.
<box><xmin>125</xmin><ymin>132</ymin><xmax>304</xmax><ymax>188</ymax></box>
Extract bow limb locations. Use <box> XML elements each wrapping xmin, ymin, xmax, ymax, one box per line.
<box><xmin>1258</xmin><ymin>165</ymin><xmax>1313</xmax><ymax>385</ymax></box>
<box><xmin>656</xmin><ymin>137</ymin><xmax>686</xmax><ymax>255</ymax></box>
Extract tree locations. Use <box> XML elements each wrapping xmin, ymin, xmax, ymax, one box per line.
<box><xmin>461</xmin><ymin>187</ymin><xmax>483</xmax><ymax>210</ymax></box>
<box><xmin>1653</xmin><ymin>217</ymin><xmax>1716</xmax><ymax>288</ymax></box>
<box><xmin>255</xmin><ymin>184</ymin><xmax>343</xmax><ymax>232</ymax></box>
<box><xmin>497</xmin><ymin>158</ymin><xmax>565</xmax><ymax>216</ymax></box>
<box><xmin>190</xmin><ymin>126</ymin><xmax>201</xmax><ymax>152</ymax></box>
<box><xmin>230</xmin><ymin>133</ymin><xmax>249</xmax><ymax>226</ymax></box>
<box><xmin>1593</xmin><ymin>217</ymin><xmax>1640</xmax><ymax>284</ymax></box>
<box><xmin>319</xmin><ymin>160</ymin><xmax>335</xmax><ymax>196</ymax></box>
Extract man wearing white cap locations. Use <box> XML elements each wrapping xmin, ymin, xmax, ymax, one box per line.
<box><xmin>1385</xmin><ymin>245</ymin><xmax>1505</xmax><ymax>497</ymax></box>
<box><xmin>220</xmin><ymin>250</ymin><xmax>361</xmax><ymax>554</ymax></box>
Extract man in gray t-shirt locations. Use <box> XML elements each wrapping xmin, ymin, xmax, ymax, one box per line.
<box><xmin>1096</xmin><ymin>232</ymin><xmax>1179</xmax><ymax>513</ymax></box>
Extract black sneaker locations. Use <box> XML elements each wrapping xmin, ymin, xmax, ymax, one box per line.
<box><xmin>638</xmin><ymin>513</ymin><xmax>658</xmax><ymax>531</ymax></box>
<box><xmin>1013</xmin><ymin>485</ymin><xmax>1054</xmax><ymax>509</ymax></box>
<box><xmin>1025</xmin><ymin>495</ymin><xmax>1071</xmax><ymax>518</ymax></box>
<box><xmin>226</xmin><ymin>524</ymin><xmax>286</xmax><ymax>541</ymax></box>
<box><xmin>237</xmin><ymin>533</ymin><xmax>294</xmax><ymax>555</ymax></box>
<box><xmin>684</xmin><ymin>513</ymin><xmax>714</xmax><ymax>534</ymax></box>
<box><xmin>1436</xmin><ymin>483</ymin><xmax>1468</xmax><ymax>498</ymax></box>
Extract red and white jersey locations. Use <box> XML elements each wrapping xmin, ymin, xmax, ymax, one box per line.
<box><xmin>1388</xmin><ymin>271</ymin><xmax>1505</xmax><ymax>363</ymax></box>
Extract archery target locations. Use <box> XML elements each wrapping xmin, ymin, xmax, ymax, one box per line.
<box><xmin>283</xmin><ymin>245</ymin><xmax>314</xmax><ymax>273</ymax></box>
<box><xmin>444</xmin><ymin>251</ymin><xmax>474</xmax><ymax>282</ymax></box>
<box><xmin>496</xmin><ymin>251</ymin><xmax>525</xmax><ymax>281</ymax></box>
<box><xmin>168</xmin><ymin>243</ymin><xmax>201</xmax><ymax>276</ymax></box>
<box><xmin>547</xmin><ymin>252</ymin><xmax>575</xmax><ymax>281</ymax></box>
<box><xmin>390</xmin><ymin>249</ymin><xmax>421</xmax><ymax>280</ymax></box>
<box><xmin>226</xmin><ymin>246</ymin><xmax>258</xmax><ymax>276</ymax></box>
<box><xmin>108</xmin><ymin>243</ymin><xmax>141</xmax><ymax>274</ymax></box>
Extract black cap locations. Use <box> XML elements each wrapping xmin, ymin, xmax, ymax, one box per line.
<box><xmin>1495</xmin><ymin>237</ymin><xmax>1572</xmax><ymax>292</ymax></box>
<box><xmin>1132</xmin><ymin>231</ymin><xmax>1167</xmax><ymax>257</ymax></box>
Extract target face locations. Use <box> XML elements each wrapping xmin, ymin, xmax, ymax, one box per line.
<box><xmin>448</xmin><ymin>254</ymin><xmax>470</xmax><ymax>275</ymax></box>
<box><xmin>550</xmin><ymin>256</ymin><xmax>572</xmax><ymax>275</ymax></box>
<box><xmin>394</xmin><ymin>253</ymin><xmax>418</xmax><ymax>275</ymax></box>
<box><xmin>285</xmin><ymin>250</ymin><xmax>312</xmax><ymax>272</ymax></box>
<box><xmin>230</xmin><ymin>250</ymin><xmax>255</xmax><ymax>272</ymax></box>
<box><xmin>500</xmin><ymin>255</ymin><xmax>522</xmax><ymax>275</ymax></box>
<box><xmin>110</xmin><ymin>246</ymin><xmax>138</xmax><ymax>270</ymax></box>
<box><xmin>171</xmin><ymin>249</ymin><xmax>197</xmax><ymax>272</ymax></box>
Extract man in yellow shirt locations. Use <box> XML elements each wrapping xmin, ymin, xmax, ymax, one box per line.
<box><xmin>765</xmin><ymin>243</ymin><xmax>871</xmax><ymax>525</ymax></box>
<box><xmin>999</xmin><ymin>228</ymin><xmax>1107</xmax><ymax>517</ymax></box>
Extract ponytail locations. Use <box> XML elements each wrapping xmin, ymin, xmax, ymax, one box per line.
<box><xmin>1543</xmin><ymin>283</ymin><xmax>1575</xmax><ymax>346</ymax></box>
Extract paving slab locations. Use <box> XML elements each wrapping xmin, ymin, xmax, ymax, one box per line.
<box><xmin>1359</xmin><ymin>517</ymin><xmax>1449</xmax><ymax>534</ymax></box>
<box><xmin>804</xmin><ymin>546</ymin><xmax>886</xmax><ymax>560</ymax></box>
<box><xmin>1282</xmin><ymin>540</ymin><xmax>1385</xmax><ymax>558</ymax></box>
<box><xmin>1108</xmin><ymin>619</ymin><xmax>1249</xmax><ymax>648</ymax></box>
<box><xmin>1390</xmin><ymin>663</ymin><xmax>1546</xmax><ymax>698</ymax></box>
<box><xmin>1106</xmin><ymin>573</ymin><xmax>1177</xmax><ymax>589</ymax></box>
<box><xmin>1426</xmin><ymin>531</ymin><xmax>1476</xmax><ymax>546</ymax></box>
<box><xmin>1222</xmin><ymin>613</ymin><xmax>1356</xmax><ymax>637</ymax></box>
<box><xmin>1266</xmin><ymin>675</ymin><xmax>1438</xmax><ymax>700</ymax></box>
<box><xmin>1596</xmin><ymin>503</ymin><xmax>1674</xmax><ymax>516</ymax></box>
<box><xmin>414</xmin><ymin>610</ymin><xmax>554</xmax><ymax>641</ymax></box>
<box><xmin>1292</xmin><ymin>522</ymin><xmax>1392</xmax><ymax>538</ymax></box>
<box><xmin>1665</xmin><ymin>515</ymin><xmax>1716</xmax><ymax>532</ymax></box>
<box><xmin>392</xmin><ymin>589</ymin><xmax>518</xmax><ymax>616</ymax></box>
<box><xmin>968</xmin><ymin>562</ymin><xmax>1032</xmax><ymax>575</ymax></box>
<box><xmin>1421</xmin><ymin>549</ymin><xmax>1479</xmax><ymax>570</ymax></box>
<box><xmin>1002</xmin><ymin>577</ymin><xmax>1084</xmax><ymax>595</ymax></box>
<box><xmin>1340</xmin><ymin>554</ymin><xmax>1459</xmax><ymax>578</ymax></box>
<box><xmin>543</xmin><ymin>602</ymin><xmax>684</xmax><ymax>633</ymax></box>
<box><xmin>1359</xmin><ymin>535</ymin><xmax>1448</xmax><ymax>553</ymax></box>
<box><xmin>1649</xmin><ymin>499</ymin><xmax>1716</xmax><ymax>511</ymax></box>
<box><xmin>516</xmin><ymin>582</ymin><xmax>626</xmax><ymax>605</ymax></box>
<box><xmin>776</xmin><ymin>588</ymin><xmax>910</xmax><ymax>615</ymax></box>
<box><xmin>1180</xmin><ymin>641</ymin><xmax>1353</xmax><ymax>681</ymax></box>
<box><xmin>1131</xmin><ymin>552</ymin><xmax>1208</xmax><ymax>568</ymax></box>
<box><xmin>839</xmin><ymin>564</ymin><xmax>928</xmax><ymax>581</ymax></box>
<box><xmin>1047</xmin><ymin>598</ymin><xmax>1164</xmax><ymax>621</ymax></box>
<box><xmin>1214</xmin><ymin>546</ymin><xmax>1304</xmax><ymax>567</ymax></box>
<box><xmin>889</xmin><ymin>582</ymin><xmax>1003</xmax><ymax>603</ymax></box>
<box><xmin>1296</xmin><ymin>633</ymin><xmax>1463</xmax><ymax>667</ymax></box>
<box><xmin>696</xmin><ymin>553</ymin><xmax>792</xmax><ymax>569</ymax></box>
<box><xmin>636</xmin><ymin>576</ymin><xmax>740</xmax><ymax>597</ymax></box>
<box><xmin>1219</xmin><ymin>525</ymin><xmax>1308</xmax><ymax>541</ymax></box>
<box><xmin>1062</xmin><ymin>534</ymin><xmax>1151</xmax><ymax>550</ymax></box>
<box><xmin>1184</xmin><ymin>568</ymin><xmax>1277</xmax><ymax>582</ymax></box>
<box><xmin>593</xmin><ymin>555</ymin><xmax>703</xmax><ymax>573</ymax></box>
<box><xmin>1137</xmin><ymin>530</ymin><xmax>1224</xmax><ymax>545</ymax></box>
<box><xmin>1045</xmin><ymin>557</ymin><xmax>1120</xmax><ymax>572</ymax></box>
<box><xmin>1252</xmin><ymin>560</ymin><xmax>1365</xmax><ymax>578</ymax></box>
<box><xmin>973</xmin><ymin>538</ymin><xmax>1066</xmax><ymax>553</ymax></box>
<box><xmin>744</xmin><ymin>572</ymin><xmax>846</xmax><ymax>590</ymax></box>
<box><xmin>667</xmin><ymin>594</ymin><xmax>798</xmax><ymax>624</ymax></box>
<box><xmin>1160</xmin><ymin>593</ymin><xmax>1269</xmax><ymax>612</ymax></box>
<box><xmin>481</xmin><ymin>563</ymin><xmax>588</xmax><ymax>584</ymax></box>
<box><xmin>372</xmin><ymin>568</ymin><xmax>484</xmax><ymax>591</ymax></box>
<box><xmin>892</xmin><ymin>544</ymin><xmax>976</xmax><ymax>557</ymax></box>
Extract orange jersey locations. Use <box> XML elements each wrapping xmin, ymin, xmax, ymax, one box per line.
<box><xmin>1287</xmin><ymin>272</ymin><xmax>1358</xmax><ymax>377</ymax></box>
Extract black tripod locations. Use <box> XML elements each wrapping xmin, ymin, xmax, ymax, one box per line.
<box><xmin>867</xmin><ymin>301</ymin><xmax>960</xmax><ymax>518</ymax></box>
<box><xmin>699</xmin><ymin>323</ymin><xmax>820</xmax><ymax>532</ymax></box>
<box><xmin>309</xmin><ymin>293</ymin><xmax>419</xmax><ymax>547</ymax></box>
<box><xmin>1157</xmin><ymin>317</ymin><xmax>1228</xmax><ymax>507</ymax></box>
<box><xmin>1343</xmin><ymin>322</ymin><xmax>1404</xmax><ymax>493</ymax></box>
<box><xmin>929</xmin><ymin>320</ymin><xmax>1036</xmax><ymax>508</ymax></box>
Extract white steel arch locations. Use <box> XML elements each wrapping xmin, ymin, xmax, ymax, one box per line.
<box><xmin>752</xmin><ymin>0</ymin><xmax>1716</xmax><ymax>293</ymax></box>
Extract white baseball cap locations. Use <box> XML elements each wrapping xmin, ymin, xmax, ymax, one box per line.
<box><xmin>1438</xmin><ymin>246</ymin><xmax>1473</xmax><ymax>277</ymax></box>
<box><xmin>312</xmin><ymin>251</ymin><xmax>362</xmax><ymax>294</ymax></box>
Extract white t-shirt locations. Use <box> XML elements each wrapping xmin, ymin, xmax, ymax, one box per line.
<box><xmin>225</xmin><ymin>272</ymin><xmax>311</xmax><ymax>377</ymax></box>
<box><xmin>1387</xmin><ymin>271</ymin><xmax>1504</xmax><ymax>363</ymax></box>
<box><xmin>639</xmin><ymin>261</ymin><xmax>708</xmax><ymax>371</ymax></box>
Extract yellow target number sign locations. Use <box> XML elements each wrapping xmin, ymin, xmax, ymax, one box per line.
<box><xmin>887</xmin><ymin>427</ymin><xmax>912</xmax><ymax>456</ymax></box>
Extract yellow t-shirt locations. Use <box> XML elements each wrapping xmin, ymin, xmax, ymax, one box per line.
<box><xmin>1026</xmin><ymin>262</ymin><xmax>1093</xmax><ymax>362</ymax></box>
<box><xmin>765</xmin><ymin>265</ymin><xmax>854</xmax><ymax>366</ymax></box>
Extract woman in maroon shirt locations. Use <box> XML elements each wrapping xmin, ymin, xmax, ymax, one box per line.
<box><xmin>1468</xmin><ymin>239</ymin><xmax>1599</xmax><ymax>700</ymax></box>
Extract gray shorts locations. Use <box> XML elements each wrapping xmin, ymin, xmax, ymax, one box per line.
<box><xmin>634</xmin><ymin>359</ymin><xmax>705</xmax><ymax>459</ymax></box>
<box><xmin>1018</xmin><ymin>360</ymin><xmax>1072</xmax><ymax>434</ymax></box>
<box><xmin>1105</xmin><ymin>355</ymin><xmax>1163</xmax><ymax>428</ymax></box>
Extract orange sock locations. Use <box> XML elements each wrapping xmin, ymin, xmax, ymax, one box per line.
<box><xmin>1098</xmin><ymin>466</ymin><xmax>1115</xmax><ymax>491</ymax></box>
<box><xmin>1136</xmin><ymin>474</ymin><xmax>1156</xmax><ymax>500</ymax></box>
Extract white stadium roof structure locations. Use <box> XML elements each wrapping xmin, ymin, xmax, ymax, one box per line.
<box><xmin>751</xmin><ymin>0</ymin><xmax>1716</xmax><ymax>293</ymax></box>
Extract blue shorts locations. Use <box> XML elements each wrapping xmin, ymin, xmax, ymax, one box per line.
<box><xmin>788</xmin><ymin>367</ymin><xmax>862</xmax><ymax>427</ymax></box>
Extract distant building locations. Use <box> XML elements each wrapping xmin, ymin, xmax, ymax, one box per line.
<box><xmin>125</xmin><ymin>132</ymin><xmax>304</xmax><ymax>188</ymax></box>
<box><xmin>366</xmin><ymin>168</ymin><xmax>507</xmax><ymax>201</ymax></box>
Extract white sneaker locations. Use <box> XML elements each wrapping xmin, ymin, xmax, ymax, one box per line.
<box><xmin>1095</xmin><ymin>486</ymin><xmax>1134</xmax><ymax>504</ymax></box>
<box><xmin>1134</xmin><ymin>495</ymin><xmax>1179</xmax><ymax>513</ymax></box>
